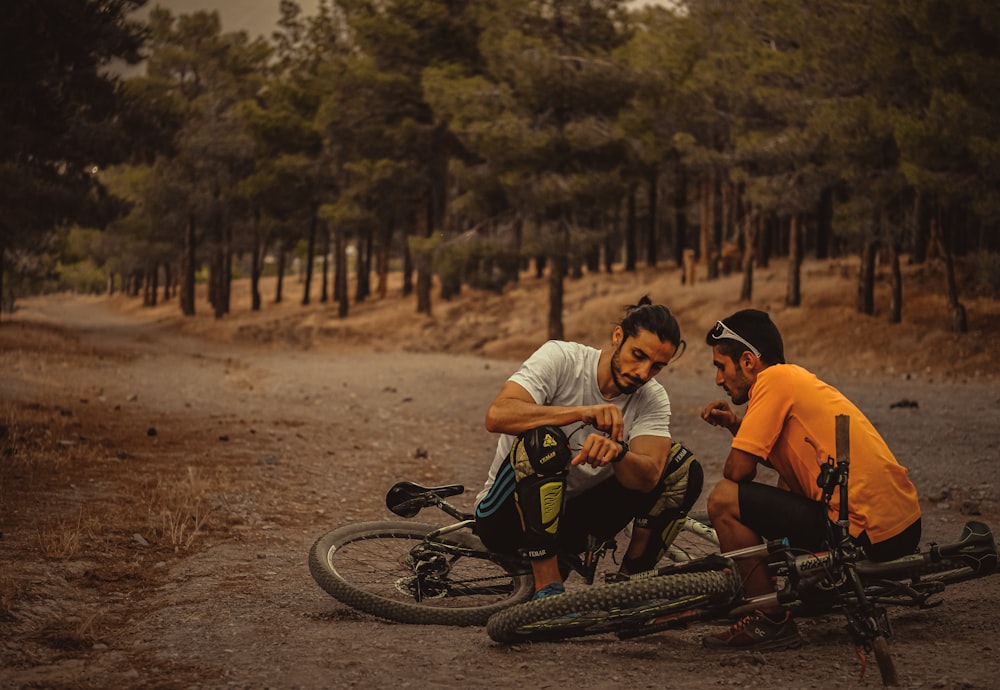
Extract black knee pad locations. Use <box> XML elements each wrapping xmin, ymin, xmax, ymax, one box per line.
<box><xmin>641</xmin><ymin>443</ymin><xmax>704</xmax><ymax>521</ymax></box>
<box><xmin>508</xmin><ymin>425</ymin><xmax>572</xmax><ymax>480</ymax></box>
<box><xmin>626</xmin><ymin>444</ymin><xmax>705</xmax><ymax>572</ymax></box>
<box><xmin>508</xmin><ymin>426</ymin><xmax>572</xmax><ymax>560</ymax></box>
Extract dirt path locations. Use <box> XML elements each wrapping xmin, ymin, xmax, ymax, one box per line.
<box><xmin>1</xmin><ymin>292</ymin><xmax>999</xmax><ymax>689</ymax></box>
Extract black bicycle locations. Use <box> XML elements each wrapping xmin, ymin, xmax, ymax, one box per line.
<box><xmin>308</xmin><ymin>454</ymin><xmax>720</xmax><ymax>627</ymax></box>
<box><xmin>484</xmin><ymin>416</ymin><xmax>998</xmax><ymax>687</ymax></box>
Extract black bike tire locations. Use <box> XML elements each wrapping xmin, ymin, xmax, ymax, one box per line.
<box><xmin>309</xmin><ymin>520</ymin><xmax>534</xmax><ymax>626</ymax></box>
<box><xmin>486</xmin><ymin>568</ymin><xmax>741</xmax><ymax>643</ymax></box>
<box><xmin>871</xmin><ymin>636</ymin><xmax>898</xmax><ymax>686</ymax></box>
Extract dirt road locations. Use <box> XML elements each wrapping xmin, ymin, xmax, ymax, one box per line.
<box><xmin>1</xmin><ymin>291</ymin><xmax>998</xmax><ymax>689</ymax></box>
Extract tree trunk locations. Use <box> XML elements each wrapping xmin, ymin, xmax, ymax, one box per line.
<box><xmin>335</xmin><ymin>228</ymin><xmax>349</xmax><ymax>318</ymax></box>
<box><xmin>673</xmin><ymin>163</ymin><xmax>688</xmax><ymax>268</ymax></box>
<box><xmin>357</xmin><ymin>223</ymin><xmax>372</xmax><ymax>303</ymax></box>
<box><xmin>548</xmin><ymin>247</ymin><xmax>567</xmax><ymax>341</ymax></box>
<box><xmin>275</xmin><ymin>248</ymin><xmax>286</xmax><ymax>304</ymax></box>
<box><xmin>163</xmin><ymin>262</ymin><xmax>173</xmax><ymax>303</ymax></box>
<box><xmin>402</xmin><ymin>215</ymin><xmax>414</xmax><ymax>297</ymax></box>
<box><xmin>888</xmin><ymin>240</ymin><xmax>902</xmax><ymax>324</ymax></box>
<box><xmin>320</xmin><ymin>221</ymin><xmax>330</xmax><ymax>303</ymax></box>
<box><xmin>786</xmin><ymin>215</ymin><xmax>802</xmax><ymax>307</ymax></box>
<box><xmin>376</xmin><ymin>217</ymin><xmax>391</xmax><ymax>299</ymax></box>
<box><xmin>911</xmin><ymin>191</ymin><xmax>929</xmax><ymax>264</ymax></box>
<box><xmin>625</xmin><ymin>186</ymin><xmax>637</xmax><ymax>272</ymax></box>
<box><xmin>302</xmin><ymin>214</ymin><xmax>317</xmax><ymax>306</ymax></box>
<box><xmin>416</xmin><ymin>196</ymin><xmax>433</xmax><ymax>315</ymax></box>
<box><xmin>148</xmin><ymin>262</ymin><xmax>159</xmax><ymax>307</ymax></box>
<box><xmin>250</xmin><ymin>208</ymin><xmax>263</xmax><ymax>311</ymax></box>
<box><xmin>0</xmin><ymin>243</ymin><xmax>5</xmax><ymax>323</ymax></box>
<box><xmin>815</xmin><ymin>187</ymin><xmax>833</xmax><ymax>260</ymax></box>
<box><xmin>222</xmin><ymin>221</ymin><xmax>231</xmax><ymax>315</ymax></box>
<box><xmin>940</xmin><ymin>208</ymin><xmax>968</xmax><ymax>333</ymax></box>
<box><xmin>181</xmin><ymin>215</ymin><xmax>197</xmax><ymax>316</ymax></box>
<box><xmin>857</xmin><ymin>238</ymin><xmax>877</xmax><ymax>315</ymax></box>
<box><xmin>739</xmin><ymin>210</ymin><xmax>758</xmax><ymax>302</ymax></box>
<box><xmin>646</xmin><ymin>170</ymin><xmax>658</xmax><ymax>268</ymax></box>
<box><xmin>700</xmin><ymin>174</ymin><xmax>718</xmax><ymax>279</ymax></box>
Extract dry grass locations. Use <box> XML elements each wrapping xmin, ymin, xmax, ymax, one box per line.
<box><xmin>143</xmin><ymin>466</ymin><xmax>220</xmax><ymax>550</ymax></box>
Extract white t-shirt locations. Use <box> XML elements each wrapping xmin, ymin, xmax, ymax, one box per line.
<box><xmin>475</xmin><ymin>340</ymin><xmax>672</xmax><ymax>505</ymax></box>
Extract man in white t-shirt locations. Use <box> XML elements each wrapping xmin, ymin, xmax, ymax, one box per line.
<box><xmin>474</xmin><ymin>296</ymin><xmax>703</xmax><ymax>599</ymax></box>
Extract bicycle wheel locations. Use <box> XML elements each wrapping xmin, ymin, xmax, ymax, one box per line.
<box><xmin>309</xmin><ymin>520</ymin><xmax>534</xmax><ymax>626</ymax></box>
<box><xmin>487</xmin><ymin>567</ymin><xmax>741</xmax><ymax>643</ymax></box>
<box><xmin>871</xmin><ymin>636</ymin><xmax>898</xmax><ymax>686</ymax></box>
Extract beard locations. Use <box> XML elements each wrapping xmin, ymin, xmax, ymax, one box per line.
<box><xmin>610</xmin><ymin>345</ymin><xmax>645</xmax><ymax>395</ymax></box>
<box><xmin>724</xmin><ymin>372</ymin><xmax>752</xmax><ymax>405</ymax></box>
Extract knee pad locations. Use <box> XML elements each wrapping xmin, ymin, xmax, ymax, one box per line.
<box><xmin>626</xmin><ymin>444</ymin><xmax>704</xmax><ymax>572</ymax></box>
<box><xmin>508</xmin><ymin>425</ymin><xmax>572</xmax><ymax>481</ymax></box>
<box><xmin>508</xmin><ymin>426</ymin><xmax>572</xmax><ymax>560</ymax></box>
<box><xmin>642</xmin><ymin>443</ymin><xmax>704</xmax><ymax>521</ymax></box>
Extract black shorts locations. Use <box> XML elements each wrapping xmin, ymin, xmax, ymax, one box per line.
<box><xmin>475</xmin><ymin>476</ymin><xmax>657</xmax><ymax>557</ymax></box>
<box><xmin>737</xmin><ymin>482</ymin><xmax>921</xmax><ymax>561</ymax></box>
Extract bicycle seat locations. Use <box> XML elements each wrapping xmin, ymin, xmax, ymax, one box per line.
<box><xmin>385</xmin><ymin>481</ymin><xmax>465</xmax><ymax>518</ymax></box>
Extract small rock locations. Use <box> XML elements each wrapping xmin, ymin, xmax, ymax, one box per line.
<box><xmin>133</xmin><ymin>533</ymin><xmax>150</xmax><ymax>546</ymax></box>
<box><xmin>147</xmin><ymin>427</ymin><xmax>157</xmax><ymax>437</ymax></box>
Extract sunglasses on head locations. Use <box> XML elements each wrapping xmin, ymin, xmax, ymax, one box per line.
<box><xmin>710</xmin><ymin>320</ymin><xmax>761</xmax><ymax>359</ymax></box>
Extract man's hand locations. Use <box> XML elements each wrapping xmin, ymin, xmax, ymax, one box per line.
<box><xmin>701</xmin><ymin>400</ymin><xmax>740</xmax><ymax>435</ymax></box>
<box><xmin>571</xmin><ymin>433</ymin><xmax>624</xmax><ymax>468</ymax></box>
<box><xmin>580</xmin><ymin>403</ymin><xmax>624</xmax><ymax>442</ymax></box>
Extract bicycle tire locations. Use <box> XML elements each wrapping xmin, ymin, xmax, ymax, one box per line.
<box><xmin>309</xmin><ymin>520</ymin><xmax>534</xmax><ymax>626</ymax></box>
<box><xmin>487</xmin><ymin>567</ymin><xmax>741</xmax><ymax>643</ymax></box>
<box><xmin>871</xmin><ymin>636</ymin><xmax>898</xmax><ymax>686</ymax></box>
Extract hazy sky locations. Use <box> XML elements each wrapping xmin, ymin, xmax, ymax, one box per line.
<box><xmin>143</xmin><ymin>1</ymin><xmax>669</xmax><ymax>39</ymax></box>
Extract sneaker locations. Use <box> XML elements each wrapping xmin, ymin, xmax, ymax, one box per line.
<box><xmin>702</xmin><ymin>610</ymin><xmax>802</xmax><ymax>651</ymax></box>
<box><xmin>532</xmin><ymin>582</ymin><xmax>566</xmax><ymax>601</ymax></box>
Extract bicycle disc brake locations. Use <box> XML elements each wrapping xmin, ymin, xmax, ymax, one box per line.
<box><xmin>396</xmin><ymin>544</ymin><xmax>452</xmax><ymax>601</ymax></box>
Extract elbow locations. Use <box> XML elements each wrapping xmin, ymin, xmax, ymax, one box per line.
<box><xmin>484</xmin><ymin>406</ymin><xmax>503</xmax><ymax>434</ymax></box>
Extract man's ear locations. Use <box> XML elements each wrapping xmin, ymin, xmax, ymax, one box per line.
<box><xmin>612</xmin><ymin>325</ymin><xmax>624</xmax><ymax>347</ymax></box>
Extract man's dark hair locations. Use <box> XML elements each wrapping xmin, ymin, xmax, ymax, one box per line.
<box><xmin>620</xmin><ymin>296</ymin><xmax>686</xmax><ymax>358</ymax></box>
<box><xmin>706</xmin><ymin>309</ymin><xmax>786</xmax><ymax>365</ymax></box>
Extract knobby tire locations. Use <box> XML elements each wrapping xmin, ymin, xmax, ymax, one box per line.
<box><xmin>309</xmin><ymin>520</ymin><xmax>534</xmax><ymax>626</ymax></box>
<box><xmin>871</xmin><ymin>636</ymin><xmax>898</xmax><ymax>686</ymax></box>
<box><xmin>487</xmin><ymin>568</ymin><xmax>741</xmax><ymax>643</ymax></box>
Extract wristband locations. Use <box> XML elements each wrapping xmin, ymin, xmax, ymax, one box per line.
<box><xmin>611</xmin><ymin>439</ymin><xmax>629</xmax><ymax>463</ymax></box>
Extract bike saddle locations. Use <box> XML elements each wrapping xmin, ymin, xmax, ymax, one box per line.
<box><xmin>385</xmin><ymin>481</ymin><xmax>465</xmax><ymax>518</ymax></box>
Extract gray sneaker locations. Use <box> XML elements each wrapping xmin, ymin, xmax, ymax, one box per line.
<box><xmin>703</xmin><ymin>610</ymin><xmax>802</xmax><ymax>651</ymax></box>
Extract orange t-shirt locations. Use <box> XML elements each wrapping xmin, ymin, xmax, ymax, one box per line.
<box><xmin>732</xmin><ymin>364</ymin><xmax>920</xmax><ymax>543</ymax></box>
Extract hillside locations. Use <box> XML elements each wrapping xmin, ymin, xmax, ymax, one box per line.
<box><xmin>113</xmin><ymin>256</ymin><xmax>1000</xmax><ymax>383</ymax></box>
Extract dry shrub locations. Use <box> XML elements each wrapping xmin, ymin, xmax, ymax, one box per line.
<box><xmin>142</xmin><ymin>466</ymin><xmax>220</xmax><ymax>550</ymax></box>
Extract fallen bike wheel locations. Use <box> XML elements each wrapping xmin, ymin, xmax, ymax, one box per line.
<box><xmin>309</xmin><ymin>520</ymin><xmax>534</xmax><ymax>626</ymax></box>
<box><xmin>486</xmin><ymin>568</ymin><xmax>742</xmax><ymax>643</ymax></box>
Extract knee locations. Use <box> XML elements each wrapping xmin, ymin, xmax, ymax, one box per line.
<box><xmin>706</xmin><ymin>478</ymin><xmax>740</xmax><ymax>522</ymax></box>
<box><xmin>509</xmin><ymin>425</ymin><xmax>572</xmax><ymax>482</ymax></box>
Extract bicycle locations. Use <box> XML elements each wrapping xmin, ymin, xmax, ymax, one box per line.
<box><xmin>484</xmin><ymin>415</ymin><xmax>999</xmax><ymax>687</ymax></box>
<box><xmin>308</xmin><ymin>451</ymin><xmax>720</xmax><ymax>627</ymax></box>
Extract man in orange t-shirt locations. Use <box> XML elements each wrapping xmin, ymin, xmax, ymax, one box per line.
<box><xmin>699</xmin><ymin>309</ymin><xmax>921</xmax><ymax>651</ymax></box>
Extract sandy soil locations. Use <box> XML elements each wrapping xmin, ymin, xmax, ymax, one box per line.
<box><xmin>1</xmin><ymin>257</ymin><xmax>999</xmax><ymax>689</ymax></box>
